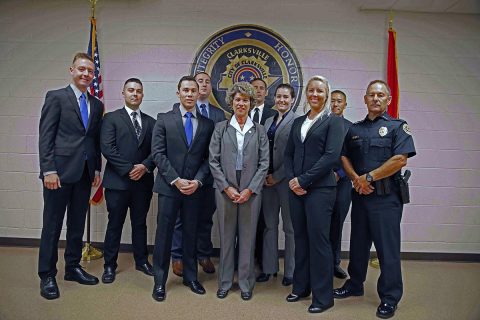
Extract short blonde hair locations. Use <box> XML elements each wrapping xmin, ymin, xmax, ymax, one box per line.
<box><xmin>225</xmin><ymin>82</ymin><xmax>256</xmax><ymax>109</ymax></box>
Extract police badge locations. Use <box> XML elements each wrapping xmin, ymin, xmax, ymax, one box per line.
<box><xmin>379</xmin><ymin>126</ymin><xmax>388</xmax><ymax>137</ymax></box>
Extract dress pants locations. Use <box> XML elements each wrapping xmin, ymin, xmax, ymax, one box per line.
<box><xmin>216</xmin><ymin>189</ymin><xmax>261</xmax><ymax>293</ymax></box>
<box><xmin>153</xmin><ymin>193</ymin><xmax>200</xmax><ymax>285</ymax></box>
<box><xmin>329</xmin><ymin>178</ymin><xmax>352</xmax><ymax>267</ymax></box>
<box><xmin>345</xmin><ymin>189</ymin><xmax>404</xmax><ymax>306</ymax></box>
<box><xmin>38</xmin><ymin>165</ymin><xmax>91</xmax><ymax>279</ymax></box>
<box><xmin>171</xmin><ymin>185</ymin><xmax>216</xmax><ymax>261</ymax></box>
<box><xmin>289</xmin><ymin>187</ymin><xmax>336</xmax><ymax>308</ymax></box>
<box><xmin>261</xmin><ymin>180</ymin><xmax>294</xmax><ymax>278</ymax></box>
<box><xmin>103</xmin><ymin>188</ymin><xmax>152</xmax><ymax>269</ymax></box>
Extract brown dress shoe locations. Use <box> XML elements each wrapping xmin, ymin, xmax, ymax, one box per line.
<box><xmin>172</xmin><ymin>260</ymin><xmax>183</xmax><ymax>277</ymax></box>
<box><xmin>199</xmin><ymin>258</ymin><xmax>215</xmax><ymax>274</ymax></box>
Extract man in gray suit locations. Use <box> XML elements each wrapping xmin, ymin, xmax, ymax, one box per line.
<box><xmin>170</xmin><ymin>72</ymin><xmax>226</xmax><ymax>276</ymax></box>
<box><xmin>257</xmin><ymin>84</ymin><xmax>298</xmax><ymax>286</ymax></box>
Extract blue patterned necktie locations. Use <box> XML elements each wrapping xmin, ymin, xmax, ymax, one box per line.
<box><xmin>131</xmin><ymin>111</ymin><xmax>142</xmax><ymax>139</ymax></box>
<box><xmin>200</xmin><ymin>104</ymin><xmax>208</xmax><ymax>118</ymax></box>
<box><xmin>79</xmin><ymin>93</ymin><xmax>89</xmax><ymax>129</ymax></box>
<box><xmin>185</xmin><ymin>112</ymin><xmax>193</xmax><ymax>147</ymax></box>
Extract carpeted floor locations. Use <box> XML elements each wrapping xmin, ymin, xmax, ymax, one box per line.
<box><xmin>0</xmin><ymin>246</ymin><xmax>479</xmax><ymax>320</ymax></box>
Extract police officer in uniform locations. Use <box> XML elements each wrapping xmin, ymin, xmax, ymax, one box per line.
<box><xmin>333</xmin><ymin>80</ymin><xmax>416</xmax><ymax>319</ymax></box>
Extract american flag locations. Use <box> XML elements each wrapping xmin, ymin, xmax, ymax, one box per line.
<box><xmin>88</xmin><ymin>17</ymin><xmax>104</xmax><ymax>205</ymax></box>
<box><xmin>87</xmin><ymin>17</ymin><xmax>103</xmax><ymax>101</ymax></box>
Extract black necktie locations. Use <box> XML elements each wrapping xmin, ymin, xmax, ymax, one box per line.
<box><xmin>252</xmin><ymin>108</ymin><xmax>260</xmax><ymax>123</ymax></box>
<box><xmin>132</xmin><ymin>111</ymin><xmax>141</xmax><ymax>139</ymax></box>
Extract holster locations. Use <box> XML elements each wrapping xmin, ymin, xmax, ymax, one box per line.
<box><xmin>396</xmin><ymin>170</ymin><xmax>411</xmax><ymax>204</ymax></box>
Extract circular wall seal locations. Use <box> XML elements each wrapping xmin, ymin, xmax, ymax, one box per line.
<box><xmin>191</xmin><ymin>24</ymin><xmax>303</xmax><ymax>113</ymax></box>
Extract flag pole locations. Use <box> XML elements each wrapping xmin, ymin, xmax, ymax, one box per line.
<box><xmin>82</xmin><ymin>0</ymin><xmax>103</xmax><ymax>262</ymax></box>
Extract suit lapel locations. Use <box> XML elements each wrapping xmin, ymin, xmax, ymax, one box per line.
<box><xmin>242</xmin><ymin>125</ymin><xmax>255</xmax><ymax>150</ymax></box>
<box><xmin>295</xmin><ymin>114</ymin><xmax>306</xmax><ymax>143</ymax></box>
<box><xmin>304</xmin><ymin>114</ymin><xmax>329</xmax><ymax>142</ymax></box>
<box><xmin>120</xmin><ymin>108</ymin><xmax>139</xmax><ymax>142</ymax></box>
<box><xmin>66</xmin><ymin>86</ymin><xmax>84</xmax><ymax>130</ymax></box>
<box><xmin>173</xmin><ymin>107</ymin><xmax>189</xmax><ymax>147</ymax></box>
<box><xmin>225</xmin><ymin>125</ymin><xmax>238</xmax><ymax>152</ymax></box>
<box><xmin>190</xmin><ymin>114</ymin><xmax>203</xmax><ymax>148</ymax></box>
<box><xmin>138</xmin><ymin>111</ymin><xmax>149</xmax><ymax>146</ymax></box>
<box><xmin>275</xmin><ymin>111</ymin><xmax>293</xmax><ymax>137</ymax></box>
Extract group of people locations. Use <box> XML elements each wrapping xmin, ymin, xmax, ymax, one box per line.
<box><xmin>37</xmin><ymin>52</ymin><xmax>415</xmax><ymax>319</ymax></box>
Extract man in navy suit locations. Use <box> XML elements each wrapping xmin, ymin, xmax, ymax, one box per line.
<box><xmin>329</xmin><ymin>90</ymin><xmax>353</xmax><ymax>280</ymax></box>
<box><xmin>170</xmin><ymin>72</ymin><xmax>226</xmax><ymax>277</ymax></box>
<box><xmin>100</xmin><ymin>78</ymin><xmax>156</xmax><ymax>283</ymax></box>
<box><xmin>38</xmin><ymin>53</ymin><xmax>103</xmax><ymax>300</ymax></box>
<box><xmin>151</xmin><ymin>76</ymin><xmax>215</xmax><ymax>302</ymax></box>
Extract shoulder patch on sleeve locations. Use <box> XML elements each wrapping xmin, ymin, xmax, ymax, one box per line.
<box><xmin>402</xmin><ymin>123</ymin><xmax>411</xmax><ymax>135</ymax></box>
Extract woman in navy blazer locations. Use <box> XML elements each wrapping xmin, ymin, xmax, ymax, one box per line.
<box><xmin>284</xmin><ymin>76</ymin><xmax>344</xmax><ymax>313</ymax></box>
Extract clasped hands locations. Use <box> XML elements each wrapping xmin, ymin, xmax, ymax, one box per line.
<box><xmin>224</xmin><ymin>186</ymin><xmax>252</xmax><ymax>204</ymax></box>
<box><xmin>174</xmin><ymin>178</ymin><xmax>200</xmax><ymax>195</ymax></box>
<box><xmin>264</xmin><ymin>174</ymin><xmax>277</xmax><ymax>187</ymax></box>
<box><xmin>353</xmin><ymin>174</ymin><xmax>374</xmax><ymax>195</ymax></box>
<box><xmin>288</xmin><ymin>177</ymin><xmax>307</xmax><ymax>196</ymax></box>
<box><xmin>129</xmin><ymin>164</ymin><xmax>147</xmax><ymax>181</ymax></box>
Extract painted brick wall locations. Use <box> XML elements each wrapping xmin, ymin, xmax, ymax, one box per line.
<box><xmin>0</xmin><ymin>0</ymin><xmax>478</xmax><ymax>253</ymax></box>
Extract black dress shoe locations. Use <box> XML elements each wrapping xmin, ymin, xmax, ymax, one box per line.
<box><xmin>282</xmin><ymin>277</ymin><xmax>293</xmax><ymax>286</ymax></box>
<box><xmin>376</xmin><ymin>303</ymin><xmax>397</xmax><ymax>319</ymax></box>
<box><xmin>286</xmin><ymin>292</ymin><xmax>309</xmax><ymax>302</ymax></box>
<box><xmin>40</xmin><ymin>277</ymin><xmax>59</xmax><ymax>300</ymax></box>
<box><xmin>152</xmin><ymin>284</ymin><xmax>166</xmax><ymax>302</ymax></box>
<box><xmin>256</xmin><ymin>273</ymin><xmax>271</xmax><ymax>282</ymax></box>
<box><xmin>102</xmin><ymin>266</ymin><xmax>116</xmax><ymax>284</ymax></box>
<box><xmin>183</xmin><ymin>280</ymin><xmax>206</xmax><ymax>295</ymax></box>
<box><xmin>136</xmin><ymin>262</ymin><xmax>154</xmax><ymax>276</ymax></box>
<box><xmin>308</xmin><ymin>303</ymin><xmax>334</xmax><ymax>314</ymax></box>
<box><xmin>64</xmin><ymin>267</ymin><xmax>99</xmax><ymax>285</ymax></box>
<box><xmin>333</xmin><ymin>286</ymin><xmax>363</xmax><ymax>299</ymax></box>
<box><xmin>241</xmin><ymin>291</ymin><xmax>252</xmax><ymax>300</ymax></box>
<box><xmin>334</xmin><ymin>265</ymin><xmax>348</xmax><ymax>279</ymax></box>
<box><xmin>216</xmin><ymin>289</ymin><xmax>229</xmax><ymax>299</ymax></box>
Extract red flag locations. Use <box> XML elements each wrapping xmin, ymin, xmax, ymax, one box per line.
<box><xmin>88</xmin><ymin>17</ymin><xmax>104</xmax><ymax>205</ymax></box>
<box><xmin>387</xmin><ymin>26</ymin><xmax>399</xmax><ymax>118</ymax></box>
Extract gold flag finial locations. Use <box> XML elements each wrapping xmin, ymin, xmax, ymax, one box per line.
<box><xmin>389</xmin><ymin>10</ymin><xmax>394</xmax><ymax>29</ymax></box>
<box><xmin>90</xmin><ymin>0</ymin><xmax>97</xmax><ymax>19</ymax></box>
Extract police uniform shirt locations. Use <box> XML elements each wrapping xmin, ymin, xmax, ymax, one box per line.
<box><xmin>342</xmin><ymin>112</ymin><xmax>416</xmax><ymax>175</ymax></box>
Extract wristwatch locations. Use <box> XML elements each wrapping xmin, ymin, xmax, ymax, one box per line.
<box><xmin>366</xmin><ymin>172</ymin><xmax>374</xmax><ymax>183</ymax></box>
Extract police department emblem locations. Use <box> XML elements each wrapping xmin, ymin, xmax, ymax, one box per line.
<box><xmin>379</xmin><ymin>126</ymin><xmax>388</xmax><ymax>137</ymax></box>
<box><xmin>191</xmin><ymin>24</ymin><xmax>303</xmax><ymax>113</ymax></box>
<box><xmin>403</xmin><ymin>123</ymin><xmax>411</xmax><ymax>135</ymax></box>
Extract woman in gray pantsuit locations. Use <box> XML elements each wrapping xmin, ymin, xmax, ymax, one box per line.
<box><xmin>209</xmin><ymin>82</ymin><xmax>269</xmax><ymax>301</ymax></box>
<box><xmin>256</xmin><ymin>84</ymin><xmax>298</xmax><ymax>286</ymax></box>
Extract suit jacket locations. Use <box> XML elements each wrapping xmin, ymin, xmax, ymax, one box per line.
<box><xmin>100</xmin><ymin>107</ymin><xmax>156</xmax><ymax>191</ymax></box>
<box><xmin>38</xmin><ymin>85</ymin><xmax>103</xmax><ymax>183</ymax></box>
<box><xmin>152</xmin><ymin>105</ymin><xmax>214</xmax><ymax>196</ymax></box>
<box><xmin>284</xmin><ymin>112</ymin><xmax>344</xmax><ymax>189</ymax></box>
<box><xmin>260</xmin><ymin>106</ymin><xmax>276</xmax><ymax>125</ymax></box>
<box><xmin>263</xmin><ymin>111</ymin><xmax>298</xmax><ymax>183</ymax></box>
<box><xmin>173</xmin><ymin>102</ymin><xmax>226</xmax><ymax>186</ymax></box>
<box><xmin>209</xmin><ymin>120</ymin><xmax>269</xmax><ymax>195</ymax></box>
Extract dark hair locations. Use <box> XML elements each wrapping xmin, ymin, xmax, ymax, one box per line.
<box><xmin>194</xmin><ymin>72</ymin><xmax>211</xmax><ymax>80</ymax></box>
<box><xmin>274</xmin><ymin>83</ymin><xmax>295</xmax><ymax>98</ymax></box>
<box><xmin>177</xmin><ymin>75</ymin><xmax>199</xmax><ymax>90</ymax></box>
<box><xmin>331</xmin><ymin>90</ymin><xmax>346</xmax><ymax>100</ymax></box>
<box><xmin>72</xmin><ymin>52</ymin><xmax>94</xmax><ymax>64</ymax></box>
<box><xmin>123</xmin><ymin>77</ymin><xmax>143</xmax><ymax>88</ymax></box>
<box><xmin>366</xmin><ymin>80</ymin><xmax>391</xmax><ymax>96</ymax></box>
<box><xmin>250</xmin><ymin>77</ymin><xmax>267</xmax><ymax>88</ymax></box>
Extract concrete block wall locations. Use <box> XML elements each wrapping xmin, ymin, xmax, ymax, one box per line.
<box><xmin>0</xmin><ymin>0</ymin><xmax>478</xmax><ymax>254</ymax></box>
